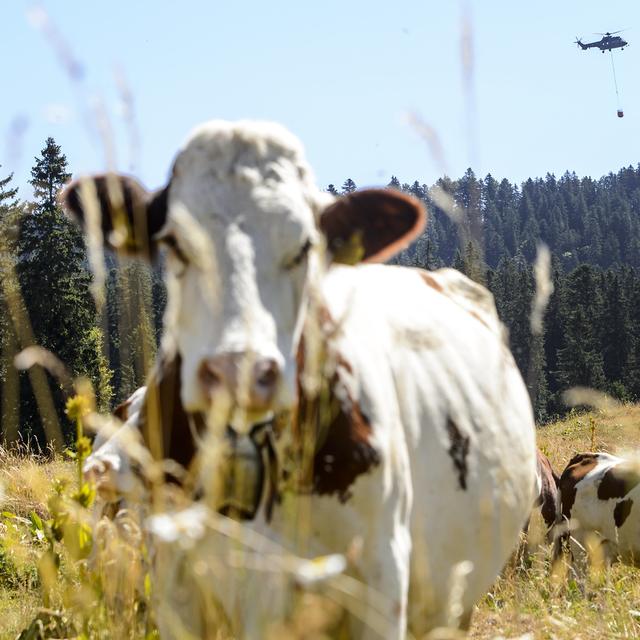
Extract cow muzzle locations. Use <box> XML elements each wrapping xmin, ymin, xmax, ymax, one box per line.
<box><xmin>217</xmin><ymin>421</ymin><xmax>279</xmax><ymax>521</ymax></box>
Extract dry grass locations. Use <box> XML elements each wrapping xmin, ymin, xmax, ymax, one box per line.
<box><xmin>0</xmin><ymin>446</ymin><xmax>74</xmax><ymax>638</ymax></box>
<box><xmin>0</xmin><ymin>445</ymin><xmax>73</xmax><ymax>519</ymax></box>
<box><xmin>2</xmin><ymin>406</ymin><xmax>640</xmax><ymax>639</ymax></box>
<box><xmin>470</xmin><ymin>403</ymin><xmax>640</xmax><ymax>640</ymax></box>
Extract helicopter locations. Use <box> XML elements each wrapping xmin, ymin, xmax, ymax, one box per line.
<box><xmin>575</xmin><ymin>31</ymin><xmax>628</xmax><ymax>52</ymax></box>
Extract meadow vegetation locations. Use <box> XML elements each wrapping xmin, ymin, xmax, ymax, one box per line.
<box><xmin>2</xmin><ymin>5</ymin><xmax>640</xmax><ymax>635</ymax></box>
<box><xmin>471</xmin><ymin>403</ymin><xmax>640</xmax><ymax>640</ymax></box>
<box><xmin>1</xmin><ymin>404</ymin><xmax>640</xmax><ymax>639</ymax></box>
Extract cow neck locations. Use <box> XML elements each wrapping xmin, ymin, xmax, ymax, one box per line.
<box><xmin>293</xmin><ymin>323</ymin><xmax>381</xmax><ymax>504</ymax></box>
<box><xmin>558</xmin><ymin>453</ymin><xmax>599</xmax><ymax>519</ymax></box>
<box><xmin>141</xmin><ymin>350</ymin><xmax>205</xmax><ymax>485</ymax></box>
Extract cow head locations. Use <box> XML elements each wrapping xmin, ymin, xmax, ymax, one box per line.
<box><xmin>62</xmin><ymin>121</ymin><xmax>425</xmax><ymax>436</ymax></box>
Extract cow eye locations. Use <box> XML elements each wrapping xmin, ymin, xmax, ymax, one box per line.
<box><xmin>158</xmin><ymin>233</ymin><xmax>189</xmax><ymax>266</ymax></box>
<box><xmin>284</xmin><ymin>239</ymin><xmax>312</xmax><ymax>270</ymax></box>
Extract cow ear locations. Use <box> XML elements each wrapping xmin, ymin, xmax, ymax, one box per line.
<box><xmin>319</xmin><ymin>189</ymin><xmax>426</xmax><ymax>265</ymax></box>
<box><xmin>60</xmin><ymin>173</ymin><xmax>168</xmax><ymax>257</ymax></box>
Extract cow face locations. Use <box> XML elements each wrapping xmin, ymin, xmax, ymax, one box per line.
<box><xmin>62</xmin><ymin>120</ymin><xmax>424</xmax><ymax>433</ymax></box>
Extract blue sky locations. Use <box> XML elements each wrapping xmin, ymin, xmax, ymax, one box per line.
<box><xmin>2</xmin><ymin>1</ymin><xmax>639</xmax><ymax>199</ymax></box>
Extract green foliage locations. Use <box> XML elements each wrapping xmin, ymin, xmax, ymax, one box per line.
<box><xmin>17</xmin><ymin>609</ymin><xmax>76</xmax><ymax>640</ymax></box>
<box><xmin>0</xmin><ymin>140</ymin><xmax>116</xmax><ymax>447</ymax></box>
<box><xmin>340</xmin><ymin>178</ymin><xmax>357</xmax><ymax>194</ymax></box>
<box><xmin>80</xmin><ymin>327</ymin><xmax>113</xmax><ymax>413</ymax></box>
<box><xmin>15</xmin><ymin>205</ymin><xmax>100</xmax><ymax>445</ymax></box>
<box><xmin>29</xmin><ymin>138</ymin><xmax>71</xmax><ymax>213</ymax></box>
<box><xmin>4</xmin><ymin>395</ymin><xmax>153</xmax><ymax>638</ymax></box>
<box><xmin>378</xmin><ymin>165</ymin><xmax>640</xmax><ymax>271</ymax></box>
<box><xmin>326</xmin><ymin>183</ymin><xmax>339</xmax><ymax>196</ymax></box>
<box><xmin>104</xmin><ymin>259</ymin><xmax>162</xmax><ymax>403</ymax></box>
<box><xmin>376</xmin><ymin>165</ymin><xmax>640</xmax><ymax>422</ymax></box>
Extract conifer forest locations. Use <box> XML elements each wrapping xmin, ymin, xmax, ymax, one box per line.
<box><xmin>2</xmin><ymin>139</ymin><xmax>640</xmax><ymax>445</ymax></box>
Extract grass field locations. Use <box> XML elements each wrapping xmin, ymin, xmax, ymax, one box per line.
<box><xmin>470</xmin><ymin>403</ymin><xmax>640</xmax><ymax>640</ymax></box>
<box><xmin>1</xmin><ymin>404</ymin><xmax>640</xmax><ymax>639</ymax></box>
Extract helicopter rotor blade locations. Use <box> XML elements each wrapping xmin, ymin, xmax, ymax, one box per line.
<box><xmin>594</xmin><ymin>29</ymin><xmax>628</xmax><ymax>35</ymax></box>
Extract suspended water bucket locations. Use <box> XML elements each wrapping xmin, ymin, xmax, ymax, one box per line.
<box><xmin>617</xmin><ymin>109</ymin><xmax>624</xmax><ymax>118</ymax></box>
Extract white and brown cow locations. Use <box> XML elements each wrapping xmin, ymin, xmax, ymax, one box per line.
<box><xmin>63</xmin><ymin>120</ymin><xmax>537</xmax><ymax>638</ymax></box>
<box><xmin>533</xmin><ymin>450</ymin><xmax>561</xmax><ymax>540</ymax></box>
<box><xmin>557</xmin><ymin>452</ymin><xmax>640</xmax><ymax>565</ymax></box>
<box><xmin>519</xmin><ymin>450</ymin><xmax>561</xmax><ymax>556</ymax></box>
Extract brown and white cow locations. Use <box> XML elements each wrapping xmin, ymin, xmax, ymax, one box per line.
<box><xmin>532</xmin><ymin>450</ymin><xmax>561</xmax><ymax>541</ymax></box>
<box><xmin>557</xmin><ymin>452</ymin><xmax>640</xmax><ymax>565</ymax></box>
<box><xmin>516</xmin><ymin>450</ymin><xmax>560</xmax><ymax>565</ymax></box>
<box><xmin>63</xmin><ymin>120</ymin><xmax>537</xmax><ymax>638</ymax></box>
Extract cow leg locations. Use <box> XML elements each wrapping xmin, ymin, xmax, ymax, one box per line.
<box><xmin>351</xmin><ymin>524</ymin><xmax>411</xmax><ymax>640</ymax></box>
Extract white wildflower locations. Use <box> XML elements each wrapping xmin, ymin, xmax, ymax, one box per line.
<box><xmin>294</xmin><ymin>553</ymin><xmax>347</xmax><ymax>587</ymax></box>
<box><xmin>147</xmin><ymin>504</ymin><xmax>209</xmax><ymax>548</ymax></box>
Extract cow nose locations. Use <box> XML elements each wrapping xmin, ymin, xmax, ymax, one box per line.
<box><xmin>198</xmin><ymin>355</ymin><xmax>232</xmax><ymax>395</ymax></box>
<box><xmin>198</xmin><ymin>354</ymin><xmax>281</xmax><ymax>410</ymax></box>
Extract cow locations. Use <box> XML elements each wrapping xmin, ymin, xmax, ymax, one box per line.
<box><xmin>532</xmin><ymin>449</ymin><xmax>561</xmax><ymax>542</ymax></box>
<box><xmin>517</xmin><ymin>450</ymin><xmax>561</xmax><ymax>565</ymax></box>
<box><xmin>62</xmin><ymin>119</ymin><xmax>537</xmax><ymax>639</ymax></box>
<box><xmin>557</xmin><ymin>452</ymin><xmax>640</xmax><ymax>566</ymax></box>
<box><xmin>83</xmin><ymin>386</ymin><xmax>148</xmax><ymax>504</ymax></box>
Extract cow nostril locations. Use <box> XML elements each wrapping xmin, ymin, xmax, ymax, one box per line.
<box><xmin>199</xmin><ymin>361</ymin><xmax>224</xmax><ymax>390</ymax></box>
<box><xmin>255</xmin><ymin>360</ymin><xmax>280</xmax><ymax>389</ymax></box>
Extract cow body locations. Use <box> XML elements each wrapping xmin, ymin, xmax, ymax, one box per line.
<box><xmin>84</xmin><ymin>386</ymin><xmax>147</xmax><ymax>504</ymax></box>
<box><xmin>64</xmin><ymin>120</ymin><xmax>537</xmax><ymax>638</ymax></box>
<box><xmin>524</xmin><ymin>450</ymin><xmax>560</xmax><ymax>548</ymax></box>
<box><xmin>313</xmin><ymin>263</ymin><xmax>536</xmax><ymax>632</ymax></box>
<box><xmin>558</xmin><ymin>452</ymin><xmax>640</xmax><ymax>564</ymax></box>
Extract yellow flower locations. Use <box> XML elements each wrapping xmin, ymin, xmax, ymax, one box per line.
<box><xmin>65</xmin><ymin>394</ymin><xmax>91</xmax><ymax>421</ymax></box>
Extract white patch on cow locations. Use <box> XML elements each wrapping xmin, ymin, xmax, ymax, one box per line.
<box><xmin>84</xmin><ymin>386</ymin><xmax>147</xmax><ymax>502</ymax></box>
<box><xmin>313</xmin><ymin>264</ymin><xmax>536</xmax><ymax>632</ymax></box>
<box><xmin>159</xmin><ymin>121</ymin><xmax>327</xmax><ymax>417</ymax></box>
<box><xmin>566</xmin><ymin>452</ymin><xmax>640</xmax><ymax>563</ymax></box>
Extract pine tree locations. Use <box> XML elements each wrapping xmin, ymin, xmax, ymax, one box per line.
<box><xmin>105</xmin><ymin>260</ymin><xmax>159</xmax><ymax>402</ymax></box>
<box><xmin>15</xmin><ymin>140</ymin><xmax>113</xmax><ymax>445</ymax></box>
<box><xmin>0</xmin><ymin>170</ymin><xmax>21</xmax><ymax>441</ymax></box>
<box><xmin>326</xmin><ymin>184</ymin><xmax>339</xmax><ymax>196</ymax></box>
<box><xmin>601</xmin><ymin>271</ymin><xmax>630</xmax><ymax>397</ymax></box>
<box><xmin>341</xmin><ymin>178</ymin><xmax>357</xmax><ymax>194</ymax></box>
<box><xmin>29</xmin><ymin>138</ymin><xmax>71</xmax><ymax>212</ymax></box>
<box><xmin>0</xmin><ymin>167</ymin><xmax>18</xmax><ymax>215</ymax></box>
<box><xmin>455</xmin><ymin>168</ymin><xmax>483</xmax><ymax>250</ymax></box>
<box><xmin>387</xmin><ymin>176</ymin><xmax>401</xmax><ymax>191</ymax></box>
<box><xmin>458</xmin><ymin>240</ymin><xmax>486</xmax><ymax>285</ymax></box>
<box><xmin>555</xmin><ymin>265</ymin><xmax>606</xmax><ymax>394</ymax></box>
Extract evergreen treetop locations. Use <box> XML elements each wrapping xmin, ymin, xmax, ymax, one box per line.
<box><xmin>0</xmin><ymin>166</ymin><xmax>19</xmax><ymax>214</ymax></box>
<box><xmin>29</xmin><ymin>137</ymin><xmax>71</xmax><ymax>212</ymax></box>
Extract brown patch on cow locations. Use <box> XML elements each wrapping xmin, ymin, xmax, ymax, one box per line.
<box><xmin>536</xmin><ymin>450</ymin><xmax>561</xmax><ymax>529</ymax></box>
<box><xmin>418</xmin><ymin>271</ymin><xmax>444</xmax><ymax>293</ymax></box>
<box><xmin>113</xmin><ymin>397</ymin><xmax>132</xmax><ymax>422</ymax></box>
<box><xmin>468</xmin><ymin>309</ymin><xmax>492</xmax><ymax>331</ymax></box>
<box><xmin>320</xmin><ymin>189</ymin><xmax>425</xmax><ymax>265</ymax></box>
<box><xmin>558</xmin><ymin>453</ymin><xmax>599</xmax><ymax>518</ymax></box>
<box><xmin>446</xmin><ymin>419</ymin><xmax>469</xmax><ymax>491</ymax></box>
<box><xmin>598</xmin><ymin>463</ymin><xmax>640</xmax><ymax>500</ymax></box>
<box><xmin>613</xmin><ymin>498</ymin><xmax>633</xmax><ymax>528</ymax></box>
<box><xmin>141</xmin><ymin>351</ymin><xmax>205</xmax><ymax>482</ymax></box>
<box><xmin>295</xmin><ymin>338</ymin><xmax>380</xmax><ymax>503</ymax></box>
<box><xmin>416</xmin><ymin>270</ymin><xmax>494</xmax><ymax>333</ymax></box>
<box><xmin>62</xmin><ymin>173</ymin><xmax>168</xmax><ymax>257</ymax></box>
